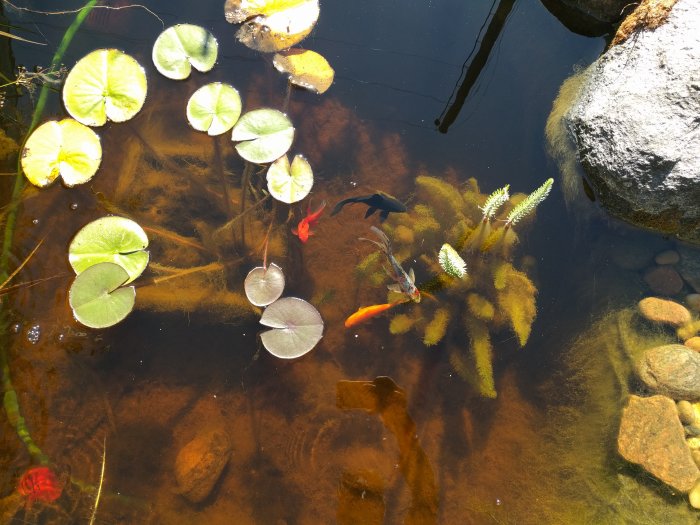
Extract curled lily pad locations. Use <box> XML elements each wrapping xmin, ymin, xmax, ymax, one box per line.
<box><xmin>266</xmin><ymin>154</ymin><xmax>313</xmax><ymax>204</ymax></box>
<box><xmin>231</xmin><ymin>108</ymin><xmax>294</xmax><ymax>164</ymax></box>
<box><xmin>186</xmin><ymin>82</ymin><xmax>242</xmax><ymax>136</ymax></box>
<box><xmin>244</xmin><ymin>263</ymin><xmax>285</xmax><ymax>306</ymax></box>
<box><xmin>69</xmin><ymin>216</ymin><xmax>149</xmax><ymax>284</ymax></box>
<box><xmin>273</xmin><ymin>49</ymin><xmax>334</xmax><ymax>94</ymax></box>
<box><xmin>226</xmin><ymin>0</ymin><xmax>319</xmax><ymax>53</ymax></box>
<box><xmin>259</xmin><ymin>297</ymin><xmax>323</xmax><ymax>358</ymax></box>
<box><xmin>21</xmin><ymin>119</ymin><xmax>102</xmax><ymax>187</ymax></box>
<box><xmin>69</xmin><ymin>262</ymin><xmax>136</xmax><ymax>329</ymax></box>
<box><xmin>152</xmin><ymin>24</ymin><xmax>218</xmax><ymax>80</ymax></box>
<box><xmin>63</xmin><ymin>49</ymin><xmax>147</xmax><ymax>126</ymax></box>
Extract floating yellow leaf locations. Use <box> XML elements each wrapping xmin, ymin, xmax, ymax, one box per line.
<box><xmin>225</xmin><ymin>0</ymin><xmax>319</xmax><ymax>53</ymax></box>
<box><xmin>273</xmin><ymin>49</ymin><xmax>334</xmax><ymax>94</ymax></box>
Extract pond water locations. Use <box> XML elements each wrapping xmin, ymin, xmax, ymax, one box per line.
<box><xmin>2</xmin><ymin>1</ymin><xmax>699</xmax><ymax>524</ymax></box>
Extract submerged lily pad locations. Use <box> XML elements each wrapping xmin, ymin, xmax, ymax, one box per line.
<box><xmin>231</xmin><ymin>108</ymin><xmax>294</xmax><ymax>163</ymax></box>
<box><xmin>244</xmin><ymin>263</ymin><xmax>285</xmax><ymax>306</ymax></box>
<box><xmin>273</xmin><ymin>49</ymin><xmax>334</xmax><ymax>94</ymax></box>
<box><xmin>63</xmin><ymin>49</ymin><xmax>147</xmax><ymax>126</ymax></box>
<box><xmin>226</xmin><ymin>0</ymin><xmax>320</xmax><ymax>53</ymax></box>
<box><xmin>152</xmin><ymin>24</ymin><xmax>218</xmax><ymax>80</ymax></box>
<box><xmin>259</xmin><ymin>297</ymin><xmax>323</xmax><ymax>358</ymax></box>
<box><xmin>69</xmin><ymin>216</ymin><xmax>149</xmax><ymax>284</ymax></box>
<box><xmin>69</xmin><ymin>262</ymin><xmax>136</xmax><ymax>329</ymax></box>
<box><xmin>21</xmin><ymin>119</ymin><xmax>102</xmax><ymax>187</ymax></box>
<box><xmin>266</xmin><ymin>154</ymin><xmax>313</xmax><ymax>204</ymax></box>
<box><xmin>186</xmin><ymin>83</ymin><xmax>242</xmax><ymax>136</ymax></box>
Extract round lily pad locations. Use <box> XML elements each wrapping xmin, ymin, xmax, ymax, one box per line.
<box><xmin>69</xmin><ymin>216</ymin><xmax>149</xmax><ymax>284</ymax></box>
<box><xmin>227</xmin><ymin>0</ymin><xmax>320</xmax><ymax>53</ymax></box>
<box><xmin>259</xmin><ymin>297</ymin><xmax>323</xmax><ymax>359</ymax></box>
<box><xmin>69</xmin><ymin>262</ymin><xmax>136</xmax><ymax>329</ymax></box>
<box><xmin>273</xmin><ymin>49</ymin><xmax>334</xmax><ymax>94</ymax></box>
<box><xmin>266</xmin><ymin>154</ymin><xmax>313</xmax><ymax>204</ymax></box>
<box><xmin>231</xmin><ymin>108</ymin><xmax>294</xmax><ymax>164</ymax></box>
<box><xmin>186</xmin><ymin>82</ymin><xmax>242</xmax><ymax>136</ymax></box>
<box><xmin>244</xmin><ymin>263</ymin><xmax>285</xmax><ymax>306</ymax></box>
<box><xmin>152</xmin><ymin>24</ymin><xmax>218</xmax><ymax>80</ymax></box>
<box><xmin>63</xmin><ymin>49</ymin><xmax>147</xmax><ymax>126</ymax></box>
<box><xmin>21</xmin><ymin>118</ymin><xmax>102</xmax><ymax>187</ymax></box>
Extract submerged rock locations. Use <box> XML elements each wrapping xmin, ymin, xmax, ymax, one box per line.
<box><xmin>563</xmin><ymin>0</ymin><xmax>700</xmax><ymax>243</ymax></box>
<box><xmin>643</xmin><ymin>266</ymin><xmax>684</xmax><ymax>296</ymax></box>
<box><xmin>174</xmin><ymin>428</ymin><xmax>233</xmax><ymax>503</ymax></box>
<box><xmin>618</xmin><ymin>395</ymin><xmax>699</xmax><ymax>493</ymax></box>
<box><xmin>636</xmin><ymin>344</ymin><xmax>700</xmax><ymax>400</ymax></box>
<box><xmin>637</xmin><ymin>297</ymin><xmax>691</xmax><ymax>327</ymax></box>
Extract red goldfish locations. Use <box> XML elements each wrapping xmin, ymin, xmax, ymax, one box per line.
<box><xmin>292</xmin><ymin>200</ymin><xmax>326</xmax><ymax>243</ymax></box>
<box><xmin>345</xmin><ymin>301</ymin><xmax>406</xmax><ymax>328</ymax></box>
<box><xmin>17</xmin><ymin>466</ymin><xmax>62</xmax><ymax>505</ymax></box>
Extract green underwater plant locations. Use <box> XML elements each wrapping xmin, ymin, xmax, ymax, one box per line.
<box><xmin>356</xmin><ymin>173</ymin><xmax>552</xmax><ymax>398</ymax></box>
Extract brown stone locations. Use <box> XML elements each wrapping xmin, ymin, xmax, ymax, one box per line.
<box><xmin>638</xmin><ymin>297</ymin><xmax>691</xmax><ymax>327</ymax></box>
<box><xmin>655</xmin><ymin>249</ymin><xmax>680</xmax><ymax>265</ymax></box>
<box><xmin>174</xmin><ymin>428</ymin><xmax>232</xmax><ymax>503</ymax></box>
<box><xmin>687</xmin><ymin>294</ymin><xmax>700</xmax><ymax>312</ymax></box>
<box><xmin>643</xmin><ymin>266</ymin><xmax>684</xmax><ymax>296</ymax></box>
<box><xmin>618</xmin><ymin>395</ymin><xmax>699</xmax><ymax>493</ymax></box>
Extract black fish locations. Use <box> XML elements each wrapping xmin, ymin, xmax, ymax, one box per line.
<box><xmin>330</xmin><ymin>192</ymin><xmax>407</xmax><ymax>222</ymax></box>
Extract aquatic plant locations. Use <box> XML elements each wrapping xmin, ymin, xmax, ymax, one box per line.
<box><xmin>152</xmin><ymin>24</ymin><xmax>218</xmax><ymax>80</ymax></box>
<box><xmin>186</xmin><ymin>83</ymin><xmax>242</xmax><ymax>136</ymax></box>
<box><xmin>356</xmin><ymin>173</ymin><xmax>552</xmax><ymax>397</ymax></box>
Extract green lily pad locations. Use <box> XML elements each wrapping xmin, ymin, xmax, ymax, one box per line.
<box><xmin>21</xmin><ymin>118</ymin><xmax>102</xmax><ymax>187</ymax></box>
<box><xmin>69</xmin><ymin>262</ymin><xmax>136</xmax><ymax>329</ymax></box>
<box><xmin>152</xmin><ymin>24</ymin><xmax>218</xmax><ymax>80</ymax></box>
<box><xmin>186</xmin><ymin>82</ymin><xmax>242</xmax><ymax>136</ymax></box>
<box><xmin>231</xmin><ymin>108</ymin><xmax>294</xmax><ymax>163</ymax></box>
<box><xmin>266</xmin><ymin>154</ymin><xmax>313</xmax><ymax>203</ymax></box>
<box><xmin>69</xmin><ymin>216</ymin><xmax>149</xmax><ymax>284</ymax></box>
<box><xmin>63</xmin><ymin>49</ymin><xmax>147</xmax><ymax>126</ymax></box>
<box><xmin>244</xmin><ymin>263</ymin><xmax>285</xmax><ymax>306</ymax></box>
<box><xmin>259</xmin><ymin>297</ymin><xmax>323</xmax><ymax>358</ymax></box>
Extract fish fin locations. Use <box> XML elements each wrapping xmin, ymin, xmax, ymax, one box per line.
<box><xmin>364</xmin><ymin>206</ymin><xmax>378</xmax><ymax>218</ymax></box>
<box><xmin>291</xmin><ymin>227</ymin><xmax>298</xmax><ymax>235</ymax></box>
<box><xmin>387</xmin><ymin>284</ymin><xmax>402</xmax><ymax>292</ymax></box>
<box><xmin>379</xmin><ymin>209</ymin><xmax>389</xmax><ymax>222</ymax></box>
<box><xmin>409</xmin><ymin>268</ymin><xmax>416</xmax><ymax>283</ymax></box>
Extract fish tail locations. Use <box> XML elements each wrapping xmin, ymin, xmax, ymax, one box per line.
<box><xmin>370</xmin><ymin>226</ymin><xmax>392</xmax><ymax>253</ymax></box>
<box><xmin>331</xmin><ymin>198</ymin><xmax>354</xmax><ymax>216</ymax></box>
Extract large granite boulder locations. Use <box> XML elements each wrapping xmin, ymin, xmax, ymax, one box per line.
<box><xmin>563</xmin><ymin>0</ymin><xmax>700</xmax><ymax>243</ymax></box>
<box><xmin>636</xmin><ymin>344</ymin><xmax>700</xmax><ymax>400</ymax></box>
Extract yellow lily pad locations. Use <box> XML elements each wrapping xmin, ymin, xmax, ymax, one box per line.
<box><xmin>225</xmin><ymin>0</ymin><xmax>319</xmax><ymax>53</ymax></box>
<box><xmin>21</xmin><ymin>119</ymin><xmax>102</xmax><ymax>187</ymax></box>
<box><xmin>273</xmin><ymin>49</ymin><xmax>334</xmax><ymax>94</ymax></box>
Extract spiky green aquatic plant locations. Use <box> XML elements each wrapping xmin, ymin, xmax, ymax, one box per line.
<box><xmin>357</xmin><ymin>173</ymin><xmax>552</xmax><ymax>398</ymax></box>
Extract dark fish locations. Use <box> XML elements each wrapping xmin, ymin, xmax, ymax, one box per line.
<box><xmin>330</xmin><ymin>192</ymin><xmax>407</xmax><ymax>222</ymax></box>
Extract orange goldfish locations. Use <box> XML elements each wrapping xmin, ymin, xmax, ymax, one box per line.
<box><xmin>344</xmin><ymin>301</ymin><xmax>405</xmax><ymax>328</ymax></box>
<box><xmin>17</xmin><ymin>466</ymin><xmax>62</xmax><ymax>505</ymax></box>
<box><xmin>292</xmin><ymin>200</ymin><xmax>326</xmax><ymax>243</ymax></box>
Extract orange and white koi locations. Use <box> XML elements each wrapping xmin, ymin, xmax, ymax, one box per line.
<box><xmin>292</xmin><ymin>200</ymin><xmax>326</xmax><ymax>243</ymax></box>
<box><xmin>344</xmin><ymin>301</ymin><xmax>405</xmax><ymax>328</ymax></box>
<box><xmin>360</xmin><ymin>226</ymin><xmax>421</xmax><ymax>303</ymax></box>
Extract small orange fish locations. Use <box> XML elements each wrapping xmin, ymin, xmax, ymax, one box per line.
<box><xmin>292</xmin><ymin>200</ymin><xmax>326</xmax><ymax>243</ymax></box>
<box><xmin>17</xmin><ymin>466</ymin><xmax>62</xmax><ymax>505</ymax></box>
<box><xmin>344</xmin><ymin>301</ymin><xmax>405</xmax><ymax>328</ymax></box>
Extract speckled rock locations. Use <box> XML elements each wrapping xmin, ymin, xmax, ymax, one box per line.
<box><xmin>678</xmin><ymin>247</ymin><xmax>700</xmax><ymax>293</ymax></box>
<box><xmin>690</xmin><ymin>479</ymin><xmax>700</xmax><ymax>509</ymax></box>
<box><xmin>636</xmin><ymin>345</ymin><xmax>700</xmax><ymax>400</ymax></box>
<box><xmin>685</xmin><ymin>337</ymin><xmax>700</xmax><ymax>352</ymax></box>
<box><xmin>638</xmin><ymin>297</ymin><xmax>691</xmax><ymax>327</ymax></box>
<box><xmin>643</xmin><ymin>266</ymin><xmax>684</xmax><ymax>296</ymax></box>
<box><xmin>174</xmin><ymin>428</ymin><xmax>233</xmax><ymax>503</ymax></box>
<box><xmin>618</xmin><ymin>395</ymin><xmax>699</xmax><ymax>493</ymax></box>
<box><xmin>655</xmin><ymin>250</ymin><xmax>680</xmax><ymax>265</ymax></box>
